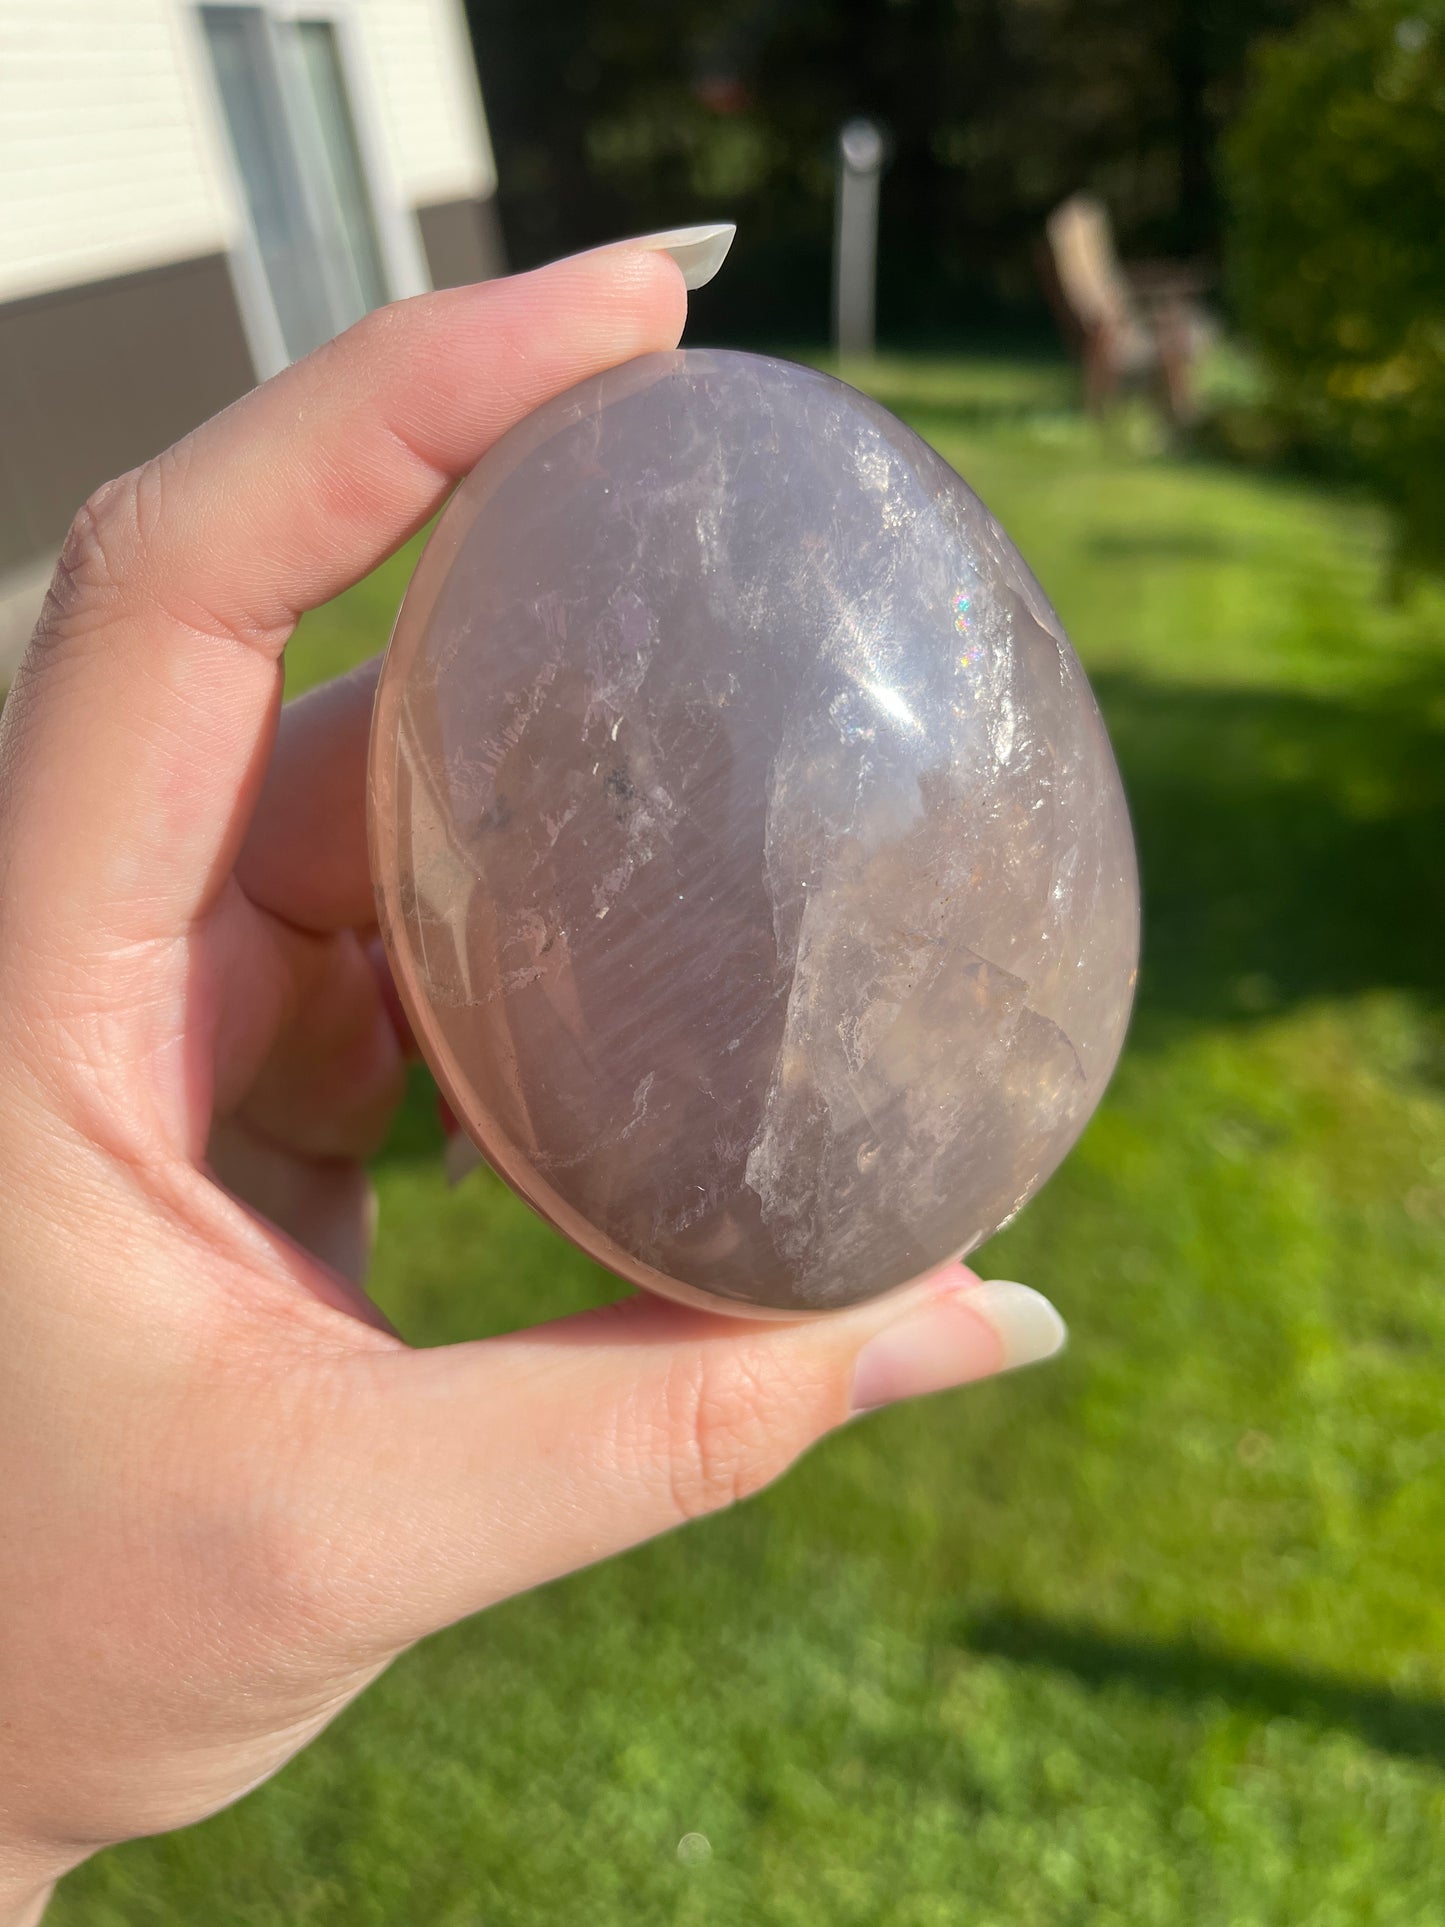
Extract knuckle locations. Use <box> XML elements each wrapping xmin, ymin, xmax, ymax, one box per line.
<box><xmin>39</xmin><ymin>470</ymin><xmax>143</xmax><ymax>645</ymax></box>
<box><xmin>657</xmin><ymin>1343</ymin><xmax>819</xmax><ymax>1523</ymax></box>
<box><xmin>181</xmin><ymin>1491</ymin><xmax>350</xmax><ymax>1669</ymax></box>
<box><xmin>130</xmin><ymin>441</ymin><xmax>187</xmax><ymax>544</ymax></box>
<box><xmin>198</xmin><ymin>1377</ymin><xmax>368</xmax><ymax>1657</ymax></box>
<box><xmin>37</xmin><ymin>445</ymin><xmax>285</xmax><ymax>659</ymax></box>
<box><xmin>345</xmin><ymin>298</ymin><xmax>400</xmax><ymax>352</ymax></box>
<box><xmin>241</xmin><ymin>1503</ymin><xmax>352</xmax><ymax>1646</ymax></box>
<box><xmin>338</xmin><ymin>293</ymin><xmax>421</xmax><ymax>364</ymax></box>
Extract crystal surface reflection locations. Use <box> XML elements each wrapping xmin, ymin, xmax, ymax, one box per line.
<box><xmin>369</xmin><ymin>350</ymin><xmax>1139</xmax><ymax>1314</ymax></box>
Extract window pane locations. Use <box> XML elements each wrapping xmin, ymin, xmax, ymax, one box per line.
<box><xmin>292</xmin><ymin>20</ymin><xmax>389</xmax><ymax>319</ymax></box>
<box><xmin>200</xmin><ymin>7</ymin><xmax>335</xmax><ymax>361</ymax></box>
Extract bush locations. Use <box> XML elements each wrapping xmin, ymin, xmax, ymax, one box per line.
<box><xmin>1225</xmin><ymin>1</ymin><xmax>1445</xmax><ymax>578</ymax></box>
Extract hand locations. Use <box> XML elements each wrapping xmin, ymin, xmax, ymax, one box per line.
<box><xmin>0</xmin><ymin>246</ymin><xmax>1064</xmax><ymax>1922</ymax></box>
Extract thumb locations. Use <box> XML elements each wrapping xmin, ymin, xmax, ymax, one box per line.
<box><xmin>327</xmin><ymin>1266</ymin><xmax>1065</xmax><ymax>1648</ymax></box>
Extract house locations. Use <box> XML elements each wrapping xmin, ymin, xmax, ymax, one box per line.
<box><xmin>0</xmin><ymin>0</ymin><xmax>504</xmax><ymax>662</ymax></box>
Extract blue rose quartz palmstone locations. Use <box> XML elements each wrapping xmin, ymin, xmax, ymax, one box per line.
<box><xmin>369</xmin><ymin>350</ymin><xmax>1138</xmax><ymax>1315</ymax></box>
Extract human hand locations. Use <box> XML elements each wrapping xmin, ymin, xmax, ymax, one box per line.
<box><xmin>0</xmin><ymin>243</ymin><xmax>1065</xmax><ymax>1922</ymax></box>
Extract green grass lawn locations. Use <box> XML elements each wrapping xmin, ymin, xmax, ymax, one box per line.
<box><xmin>53</xmin><ymin>357</ymin><xmax>1445</xmax><ymax>1925</ymax></box>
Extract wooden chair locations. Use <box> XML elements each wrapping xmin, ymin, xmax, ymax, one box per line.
<box><xmin>1040</xmin><ymin>193</ymin><xmax>1205</xmax><ymax>426</ymax></box>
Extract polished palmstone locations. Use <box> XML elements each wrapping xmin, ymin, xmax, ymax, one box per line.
<box><xmin>369</xmin><ymin>350</ymin><xmax>1139</xmax><ymax>1314</ymax></box>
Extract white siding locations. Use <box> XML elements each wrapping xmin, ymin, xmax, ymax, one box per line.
<box><xmin>0</xmin><ymin>0</ymin><xmax>494</xmax><ymax>308</ymax></box>
<box><xmin>357</xmin><ymin>0</ymin><xmax>497</xmax><ymax>209</ymax></box>
<box><xmin>0</xmin><ymin>0</ymin><xmax>239</xmax><ymax>303</ymax></box>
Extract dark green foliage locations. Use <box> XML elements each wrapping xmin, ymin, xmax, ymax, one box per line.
<box><xmin>470</xmin><ymin>0</ymin><xmax>1324</xmax><ymax>343</ymax></box>
<box><xmin>1226</xmin><ymin>1</ymin><xmax>1445</xmax><ymax>575</ymax></box>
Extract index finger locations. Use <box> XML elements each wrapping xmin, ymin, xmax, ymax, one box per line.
<box><xmin>0</xmin><ymin>248</ymin><xmax>687</xmax><ymax>957</ymax></box>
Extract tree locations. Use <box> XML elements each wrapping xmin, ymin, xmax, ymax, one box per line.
<box><xmin>1227</xmin><ymin>0</ymin><xmax>1445</xmax><ymax>576</ymax></box>
<box><xmin>470</xmin><ymin>0</ymin><xmax>1327</xmax><ymax>344</ymax></box>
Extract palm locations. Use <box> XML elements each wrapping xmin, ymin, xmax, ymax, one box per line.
<box><xmin>0</xmin><ymin>251</ymin><xmax>1041</xmax><ymax>1927</ymax></box>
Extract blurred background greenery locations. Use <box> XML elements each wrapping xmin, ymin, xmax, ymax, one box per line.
<box><xmin>53</xmin><ymin>351</ymin><xmax>1445</xmax><ymax>1920</ymax></box>
<box><xmin>480</xmin><ymin>0</ymin><xmax>1444</xmax><ymax>578</ymax></box>
<box><xmin>477</xmin><ymin>0</ymin><xmax>1312</xmax><ymax>334</ymax></box>
<box><xmin>1226</xmin><ymin>0</ymin><xmax>1445</xmax><ymax>578</ymax></box>
<box><xmin>26</xmin><ymin>0</ymin><xmax>1445</xmax><ymax>1918</ymax></box>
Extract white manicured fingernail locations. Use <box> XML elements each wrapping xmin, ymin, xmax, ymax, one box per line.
<box><xmin>968</xmin><ymin>1281</ymin><xmax>1068</xmax><ymax>1371</ymax></box>
<box><xmin>615</xmin><ymin>222</ymin><xmax>737</xmax><ymax>290</ymax></box>
<box><xmin>851</xmin><ymin>1280</ymin><xmax>1066</xmax><ymax>1413</ymax></box>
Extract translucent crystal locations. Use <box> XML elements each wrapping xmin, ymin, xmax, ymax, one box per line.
<box><xmin>369</xmin><ymin>350</ymin><xmax>1139</xmax><ymax>1314</ymax></box>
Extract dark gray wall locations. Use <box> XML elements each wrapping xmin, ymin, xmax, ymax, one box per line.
<box><xmin>0</xmin><ymin>253</ymin><xmax>257</xmax><ymax>578</ymax></box>
<box><xmin>416</xmin><ymin>194</ymin><xmax>507</xmax><ymax>291</ymax></box>
<box><xmin>1</xmin><ymin>198</ymin><xmax>507</xmax><ymax>585</ymax></box>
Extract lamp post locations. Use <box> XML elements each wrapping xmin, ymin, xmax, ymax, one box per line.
<box><xmin>833</xmin><ymin>116</ymin><xmax>885</xmax><ymax>359</ymax></box>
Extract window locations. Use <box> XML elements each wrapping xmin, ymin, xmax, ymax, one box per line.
<box><xmin>200</xmin><ymin>5</ymin><xmax>417</xmax><ymax>367</ymax></box>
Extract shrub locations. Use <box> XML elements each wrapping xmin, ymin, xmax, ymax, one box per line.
<box><xmin>1225</xmin><ymin>1</ymin><xmax>1445</xmax><ymax>577</ymax></box>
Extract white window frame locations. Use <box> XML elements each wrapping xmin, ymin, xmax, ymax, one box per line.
<box><xmin>191</xmin><ymin>0</ymin><xmax>431</xmax><ymax>380</ymax></box>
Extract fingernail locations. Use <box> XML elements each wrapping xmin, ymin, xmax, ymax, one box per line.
<box><xmin>851</xmin><ymin>1280</ymin><xmax>1066</xmax><ymax>1414</ymax></box>
<box><xmin>612</xmin><ymin>222</ymin><xmax>736</xmax><ymax>290</ymax></box>
<box><xmin>443</xmin><ymin>1127</ymin><xmax>484</xmax><ymax>1188</ymax></box>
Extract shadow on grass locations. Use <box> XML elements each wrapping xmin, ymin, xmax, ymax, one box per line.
<box><xmin>967</xmin><ymin>1608</ymin><xmax>1445</xmax><ymax>1767</ymax></box>
<box><xmin>1093</xmin><ymin>654</ymin><xmax>1445</xmax><ymax>1046</ymax></box>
